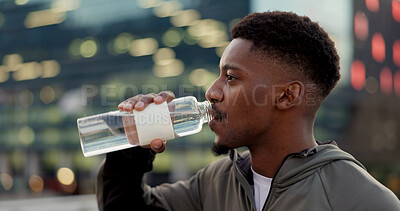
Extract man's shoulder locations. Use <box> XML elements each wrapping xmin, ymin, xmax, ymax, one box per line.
<box><xmin>318</xmin><ymin>159</ymin><xmax>400</xmax><ymax>210</ymax></box>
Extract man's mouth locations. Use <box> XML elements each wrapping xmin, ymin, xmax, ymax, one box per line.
<box><xmin>209</xmin><ymin>105</ymin><xmax>227</xmax><ymax>123</ymax></box>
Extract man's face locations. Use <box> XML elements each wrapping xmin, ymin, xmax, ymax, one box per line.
<box><xmin>206</xmin><ymin>38</ymin><xmax>282</xmax><ymax>155</ymax></box>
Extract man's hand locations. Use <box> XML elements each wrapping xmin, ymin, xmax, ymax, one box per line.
<box><xmin>118</xmin><ymin>91</ymin><xmax>175</xmax><ymax>153</ymax></box>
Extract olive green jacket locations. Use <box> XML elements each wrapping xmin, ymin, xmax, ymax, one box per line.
<box><xmin>97</xmin><ymin>143</ymin><xmax>400</xmax><ymax>210</ymax></box>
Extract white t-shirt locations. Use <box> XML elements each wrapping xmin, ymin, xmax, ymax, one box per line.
<box><xmin>251</xmin><ymin>167</ymin><xmax>272</xmax><ymax>211</ymax></box>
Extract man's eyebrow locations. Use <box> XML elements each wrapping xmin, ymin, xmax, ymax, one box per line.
<box><xmin>220</xmin><ymin>64</ymin><xmax>241</xmax><ymax>71</ymax></box>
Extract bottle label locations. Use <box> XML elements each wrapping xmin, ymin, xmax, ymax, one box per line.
<box><xmin>133</xmin><ymin>101</ymin><xmax>175</xmax><ymax>145</ymax></box>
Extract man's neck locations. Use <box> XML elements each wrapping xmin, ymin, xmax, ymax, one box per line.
<box><xmin>248</xmin><ymin>121</ymin><xmax>317</xmax><ymax>178</ymax></box>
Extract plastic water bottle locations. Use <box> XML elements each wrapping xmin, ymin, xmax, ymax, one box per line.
<box><xmin>77</xmin><ymin>96</ymin><xmax>211</xmax><ymax>157</ymax></box>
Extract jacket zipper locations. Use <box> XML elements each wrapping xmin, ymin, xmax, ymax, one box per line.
<box><xmin>261</xmin><ymin>152</ymin><xmax>300</xmax><ymax>211</ymax></box>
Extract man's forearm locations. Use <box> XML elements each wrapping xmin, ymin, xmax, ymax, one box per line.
<box><xmin>98</xmin><ymin>147</ymin><xmax>158</xmax><ymax>211</ymax></box>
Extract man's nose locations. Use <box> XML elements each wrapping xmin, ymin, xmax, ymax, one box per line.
<box><xmin>206</xmin><ymin>79</ymin><xmax>223</xmax><ymax>103</ymax></box>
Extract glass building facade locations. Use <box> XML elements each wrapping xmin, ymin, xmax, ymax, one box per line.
<box><xmin>0</xmin><ymin>0</ymin><xmax>249</xmax><ymax>197</ymax></box>
<box><xmin>0</xmin><ymin>0</ymin><xmax>399</xmax><ymax>201</ymax></box>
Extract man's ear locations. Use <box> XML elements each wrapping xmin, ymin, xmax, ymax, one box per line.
<box><xmin>275</xmin><ymin>81</ymin><xmax>304</xmax><ymax>110</ymax></box>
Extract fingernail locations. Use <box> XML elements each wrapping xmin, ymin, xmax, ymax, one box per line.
<box><xmin>154</xmin><ymin>142</ymin><xmax>162</xmax><ymax>149</ymax></box>
<box><xmin>155</xmin><ymin>96</ymin><xmax>163</xmax><ymax>102</ymax></box>
<box><xmin>136</xmin><ymin>102</ymin><xmax>144</xmax><ymax>108</ymax></box>
<box><xmin>125</xmin><ymin>103</ymin><xmax>132</xmax><ymax>109</ymax></box>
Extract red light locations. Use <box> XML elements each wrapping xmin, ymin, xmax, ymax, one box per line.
<box><xmin>393</xmin><ymin>0</ymin><xmax>400</xmax><ymax>22</ymax></box>
<box><xmin>351</xmin><ymin>60</ymin><xmax>366</xmax><ymax>91</ymax></box>
<box><xmin>395</xmin><ymin>71</ymin><xmax>400</xmax><ymax>97</ymax></box>
<box><xmin>380</xmin><ymin>67</ymin><xmax>392</xmax><ymax>95</ymax></box>
<box><xmin>354</xmin><ymin>12</ymin><xmax>369</xmax><ymax>41</ymax></box>
<box><xmin>371</xmin><ymin>33</ymin><xmax>385</xmax><ymax>62</ymax></box>
<box><xmin>394</xmin><ymin>40</ymin><xmax>400</xmax><ymax>67</ymax></box>
<box><xmin>366</xmin><ymin>0</ymin><xmax>379</xmax><ymax>12</ymax></box>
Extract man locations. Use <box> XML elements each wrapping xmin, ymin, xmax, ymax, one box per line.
<box><xmin>97</xmin><ymin>12</ymin><xmax>400</xmax><ymax>210</ymax></box>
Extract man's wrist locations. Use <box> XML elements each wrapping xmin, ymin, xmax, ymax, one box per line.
<box><xmin>104</xmin><ymin>147</ymin><xmax>156</xmax><ymax>176</ymax></box>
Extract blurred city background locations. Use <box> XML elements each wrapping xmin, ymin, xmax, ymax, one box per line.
<box><xmin>0</xmin><ymin>0</ymin><xmax>399</xmax><ymax>209</ymax></box>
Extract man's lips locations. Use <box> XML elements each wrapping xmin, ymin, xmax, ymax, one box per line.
<box><xmin>209</xmin><ymin>105</ymin><xmax>227</xmax><ymax>123</ymax></box>
<box><xmin>208</xmin><ymin>108</ymin><xmax>226</xmax><ymax>132</ymax></box>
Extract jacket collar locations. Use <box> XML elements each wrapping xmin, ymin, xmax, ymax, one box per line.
<box><xmin>232</xmin><ymin>150</ymin><xmax>253</xmax><ymax>185</ymax></box>
<box><xmin>230</xmin><ymin>141</ymin><xmax>355</xmax><ymax>186</ymax></box>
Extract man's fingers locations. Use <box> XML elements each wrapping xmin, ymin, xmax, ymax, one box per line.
<box><xmin>118</xmin><ymin>95</ymin><xmax>141</xmax><ymax>112</ymax></box>
<box><xmin>150</xmin><ymin>139</ymin><xmax>166</xmax><ymax>153</ymax></box>
<box><xmin>118</xmin><ymin>91</ymin><xmax>175</xmax><ymax>112</ymax></box>
<box><xmin>122</xmin><ymin>116</ymin><xmax>139</xmax><ymax>145</ymax></box>
<box><xmin>118</xmin><ymin>93</ymin><xmax>158</xmax><ymax>112</ymax></box>
<box><xmin>154</xmin><ymin>91</ymin><xmax>175</xmax><ymax>104</ymax></box>
<box><xmin>134</xmin><ymin>93</ymin><xmax>157</xmax><ymax>111</ymax></box>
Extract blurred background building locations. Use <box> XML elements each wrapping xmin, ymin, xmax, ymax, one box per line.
<box><xmin>0</xmin><ymin>0</ymin><xmax>399</xmax><ymax>207</ymax></box>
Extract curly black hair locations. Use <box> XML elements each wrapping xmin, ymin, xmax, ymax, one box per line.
<box><xmin>231</xmin><ymin>11</ymin><xmax>340</xmax><ymax>98</ymax></box>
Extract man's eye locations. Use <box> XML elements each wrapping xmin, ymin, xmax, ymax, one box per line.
<box><xmin>226</xmin><ymin>74</ymin><xmax>235</xmax><ymax>81</ymax></box>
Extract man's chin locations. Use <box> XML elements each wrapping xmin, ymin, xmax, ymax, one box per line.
<box><xmin>211</xmin><ymin>142</ymin><xmax>230</xmax><ymax>156</ymax></box>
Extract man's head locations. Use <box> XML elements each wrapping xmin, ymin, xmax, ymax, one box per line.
<box><xmin>231</xmin><ymin>11</ymin><xmax>340</xmax><ymax>98</ymax></box>
<box><xmin>206</xmin><ymin>11</ymin><xmax>340</xmax><ymax>155</ymax></box>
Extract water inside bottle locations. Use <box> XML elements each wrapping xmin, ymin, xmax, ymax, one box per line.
<box><xmin>172</xmin><ymin>111</ymin><xmax>203</xmax><ymax>137</ymax></box>
<box><xmin>78</xmin><ymin>97</ymin><xmax>210</xmax><ymax>157</ymax></box>
<box><xmin>169</xmin><ymin>97</ymin><xmax>210</xmax><ymax>137</ymax></box>
<box><xmin>78</xmin><ymin>111</ymin><xmax>206</xmax><ymax>156</ymax></box>
<box><xmin>78</xmin><ymin>111</ymin><xmax>136</xmax><ymax>157</ymax></box>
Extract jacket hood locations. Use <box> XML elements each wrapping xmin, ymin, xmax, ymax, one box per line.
<box><xmin>230</xmin><ymin>143</ymin><xmax>365</xmax><ymax>188</ymax></box>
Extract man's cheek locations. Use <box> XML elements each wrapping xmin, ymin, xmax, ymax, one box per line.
<box><xmin>225</xmin><ymin>85</ymin><xmax>251</xmax><ymax>106</ymax></box>
<box><xmin>252</xmin><ymin>84</ymin><xmax>270</xmax><ymax>107</ymax></box>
